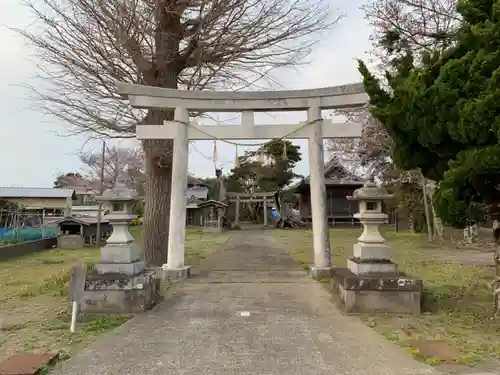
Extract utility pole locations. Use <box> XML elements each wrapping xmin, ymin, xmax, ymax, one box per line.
<box><xmin>95</xmin><ymin>141</ymin><xmax>106</xmax><ymax>247</ymax></box>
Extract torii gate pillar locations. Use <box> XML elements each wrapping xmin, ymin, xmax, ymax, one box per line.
<box><xmin>163</xmin><ymin>107</ymin><xmax>191</xmax><ymax>280</ymax></box>
<box><xmin>307</xmin><ymin>105</ymin><xmax>332</xmax><ymax>276</ymax></box>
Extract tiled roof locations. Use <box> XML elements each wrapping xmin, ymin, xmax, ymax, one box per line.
<box><xmin>0</xmin><ymin>187</ymin><xmax>75</xmax><ymax>198</ymax></box>
<box><xmin>289</xmin><ymin>157</ymin><xmax>364</xmax><ymax>190</ymax></box>
<box><xmin>53</xmin><ymin>216</ymin><xmax>110</xmax><ymax>225</ymax></box>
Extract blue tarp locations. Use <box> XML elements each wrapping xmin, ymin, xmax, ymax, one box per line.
<box><xmin>0</xmin><ymin>227</ymin><xmax>57</xmax><ymax>243</ymax></box>
<box><xmin>271</xmin><ymin>210</ymin><xmax>281</xmax><ymax>218</ymax></box>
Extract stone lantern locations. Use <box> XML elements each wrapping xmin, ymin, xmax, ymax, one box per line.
<box><xmin>94</xmin><ymin>172</ymin><xmax>143</xmax><ymax>275</ymax></box>
<box><xmin>347</xmin><ymin>181</ymin><xmax>396</xmax><ymax>275</ymax></box>
<box><xmin>78</xmin><ymin>169</ymin><xmax>160</xmax><ymax>314</ymax></box>
<box><xmin>331</xmin><ymin>181</ymin><xmax>422</xmax><ymax>315</ymax></box>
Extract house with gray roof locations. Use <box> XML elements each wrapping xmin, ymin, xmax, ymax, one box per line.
<box><xmin>0</xmin><ymin>187</ymin><xmax>76</xmax><ymax>224</ymax></box>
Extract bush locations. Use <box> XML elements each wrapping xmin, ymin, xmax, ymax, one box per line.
<box><xmin>130</xmin><ymin>217</ymin><xmax>143</xmax><ymax>226</ymax></box>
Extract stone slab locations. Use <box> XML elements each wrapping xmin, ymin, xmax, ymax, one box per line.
<box><xmin>331</xmin><ymin>267</ymin><xmax>422</xmax><ymax>315</ymax></box>
<box><xmin>308</xmin><ymin>265</ymin><xmax>333</xmax><ymax>278</ymax></box>
<box><xmin>0</xmin><ymin>353</ymin><xmax>58</xmax><ymax>375</ymax></box>
<box><xmin>81</xmin><ymin>268</ymin><xmax>161</xmax><ymax>313</ymax></box>
<box><xmin>189</xmin><ymin>270</ymin><xmax>316</xmax><ymax>284</ymax></box>
<box><xmin>347</xmin><ymin>257</ymin><xmax>398</xmax><ymax>275</ymax></box>
<box><xmin>94</xmin><ymin>260</ymin><xmax>145</xmax><ymax>276</ymax></box>
<box><xmin>161</xmin><ymin>266</ymin><xmax>191</xmax><ymax>281</ymax></box>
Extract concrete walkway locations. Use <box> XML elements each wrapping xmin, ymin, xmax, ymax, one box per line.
<box><xmin>53</xmin><ymin>231</ymin><xmax>442</xmax><ymax>375</ymax></box>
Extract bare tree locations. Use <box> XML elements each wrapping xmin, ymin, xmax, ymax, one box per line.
<box><xmin>362</xmin><ymin>0</ymin><xmax>461</xmax><ymax>67</ymax></box>
<box><xmin>79</xmin><ymin>145</ymin><xmax>145</xmax><ymax>190</ymax></box>
<box><xmin>327</xmin><ymin>107</ymin><xmax>392</xmax><ymax>180</ymax></box>
<box><xmin>17</xmin><ymin>0</ymin><xmax>338</xmax><ymax>265</ymax></box>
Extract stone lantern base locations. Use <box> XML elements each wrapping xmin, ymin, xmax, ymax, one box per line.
<box><xmin>80</xmin><ymin>267</ymin><xmax>161</xmax><ymax>314</ymax></box>
<box><xmin>330</xmin><ymin>267</ymin><xmax>422</xmax><ymax>315</ymax></box>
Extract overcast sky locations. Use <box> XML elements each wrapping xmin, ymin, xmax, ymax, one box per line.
<box><xmin>0</xmin><ymin>0</ymin><xmax>373</xmax><ymax>188</ymax></box>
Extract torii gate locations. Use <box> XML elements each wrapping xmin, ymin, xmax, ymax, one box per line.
<box><xmin>117</xmin><ymin>83</ymin><xmax>369</xmax><ymax>279</ymax></box>
<box><xmin>226</xmin><ymin>192</ymin><xmax>276</xmax><ymax>227</ymax></box>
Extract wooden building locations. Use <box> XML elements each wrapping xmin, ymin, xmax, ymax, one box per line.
<box><xmin>55</xmin><ymin>217</ymin><xmax>113</xmax><ymax>248</ymax></box>
<box><xmin>294</xmin><ymin>159</ymin><xmax>364</xmax><ymax>226</ymax></box>
<box><xmin>0</xmin><ymin>187</ymin><xmax>76</xmax><ymax>225</ymax></box>
<box><xmin>197</xmin><ymin>200</ymin><xmax>228</xmax><ymax>232</ymax></box>
<box><xmin>185</xmin><ymin>176</ymin><xmax>210</xmax><ymax>226</ymax></box>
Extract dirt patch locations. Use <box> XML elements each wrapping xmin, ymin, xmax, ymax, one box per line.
<box><xmin>410</xmin><ymin>339</ymin><xmax>461</xmax><ymax>362</ymax></box>
<box><xmin>0</xmin><ymin>352</ymin><xmax>58</xmax><ymax>375</ymax></box>
<box><xmin>429</xmin><ymin>251</ymin><xmax>494</xmax><ymax>266</ymax></box>
<box><xmin>0</xmin><ymin>315</ymin><xmax>26</xmax><ymax>331</ymax></box>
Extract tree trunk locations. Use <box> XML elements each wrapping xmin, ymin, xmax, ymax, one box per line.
<box><xmin>425</xmin><ymin>180</ymin><xmax>444</xmax><ymax>240</ymax></box>
<box><xmin>420</xmin><ymin>171</ymin><xmax>433</xmax><ymax>242</ymax></box>
<box><xmin>141</xmin><ymin>106</ymin><xmax>175</xmax><ymax>266</ymax></box>
<box><xmin>432</xmin><ymin>209</ymin><xmax>445</xmax><ymax>240</ymax></box>
<box><xmin>140</xmin><ymin>3</ymin><xmax>183</xmax><ymax>266</ymax></box>
<box><xmin>142</xmin><ymin>138</ymin><xmax>172</xmax><ymax>266</ymax></box>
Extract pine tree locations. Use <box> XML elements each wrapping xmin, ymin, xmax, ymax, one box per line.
<box><xmin>359</xmin><ymin>0</ymin><xmax>500</xmax><ymax>228</ymax></box>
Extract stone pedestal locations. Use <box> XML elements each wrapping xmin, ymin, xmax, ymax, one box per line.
<box><xmin>161</xmin><ymin>266</ymin><xmax>191</xmax><ymax>281</ymax></box>
<box><xmin>78</xmin><ymin>171</ymin><xmax>161</xmax><ymax>314</ymax></box>
<box><xmin>309</xmin><ymin>265</ymin><xmax>333</xmax><ymax>278</ymax></box>
<box><xmin>82</xmin><ymin>268</ymin><xmax>161</xmax><ymax>313</ymax></box>
<box><xmin>331</xmin><ymin>182</ymin><xmax>422</xmax><ymax>315</ymax></box>
<box><xmin>331</xmin><ymin>268</ymin><xmax>422</xmax><ymax>315</ymax></box>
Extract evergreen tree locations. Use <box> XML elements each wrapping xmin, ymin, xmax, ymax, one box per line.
<box><xmin>359</xmin><ymin>0</ymin><xmax>500</xmax><ymax>228</ymax></box>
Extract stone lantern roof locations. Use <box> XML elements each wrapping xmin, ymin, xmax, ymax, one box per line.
<box><xmin>348</xmin><ymin>181</ymin><xmax>393</xmax><ymax>201</ymax></box>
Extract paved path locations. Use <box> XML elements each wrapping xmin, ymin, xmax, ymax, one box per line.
<box><xmin>54</xmin><ymin>231</ymin><xmax>443</xmax><ymax>375</ymax></box>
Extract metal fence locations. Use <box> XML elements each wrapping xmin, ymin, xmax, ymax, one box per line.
<box><xmin>0</xmin><ymin>227</ymin><xmax>58</xmax><ymax>244</ymax></box>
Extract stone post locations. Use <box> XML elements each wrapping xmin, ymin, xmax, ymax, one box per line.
<box><xmin>331</xmin><ymin>182</ymin><xmax>422</xmax><ymax>315</ymax></box>
<box><xmin>307</xmin><ymin>104</ymin><xmax>332</xmax><ymax>278</ymax></box>
<box><xmin>165</xmin><ymin>107</ymin><xmax>191</xmax><ymax>280</ymax></box>
<box><xmin>263</xmin><ymin>198</ymin><xmax>268</xmax><ymax>227</ymax></box>
<box><xmin>234</xmin><ymin>197</ymin><xmax>240</xmax><ymax>227</ymax></box>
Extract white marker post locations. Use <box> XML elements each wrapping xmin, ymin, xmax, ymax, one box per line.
<box><xmin>68</xmin><ymin>265</ymin><xmax>86</xmax><ymax>333</ymax></box>
<box><xmin>70</xmin><ymin>301</ymin><xmax>78</xmax><ymax>333</ymax></box>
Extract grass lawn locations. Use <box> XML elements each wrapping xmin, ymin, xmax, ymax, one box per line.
<box><xmin>271</xmin><ymin>227</ymin><xmax>500</xmax><ymax>367</ymax></box>
<box><xmin>0</xmin><ymin>227</ymin><xmax>229</xmax><ymax>363</ymax></box>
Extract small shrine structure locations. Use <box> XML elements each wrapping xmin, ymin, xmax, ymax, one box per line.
<box><xmin>198</xmin><ymin>200</ymin><xmax>228</xmax><ymax>232</ymax></box>
<box><xmin>295</xmin><ymin>158</ymin><xmax>364</xmax><ymax>226</ymax></box>
<box><xmin>56</xmin><ymin>216</ymin><xmax>112</xmax><ymax>249</ymax></box>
